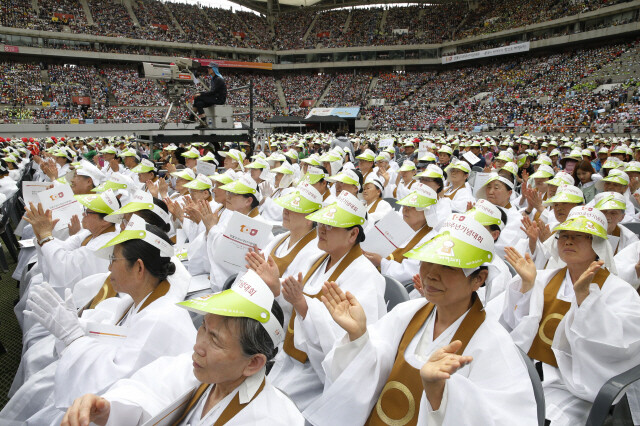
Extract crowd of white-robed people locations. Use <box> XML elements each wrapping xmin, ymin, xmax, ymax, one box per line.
<box><xmin>2</xmin><ymin>131</ymin><xmax>640</xmax><ymax>426</ymax></box>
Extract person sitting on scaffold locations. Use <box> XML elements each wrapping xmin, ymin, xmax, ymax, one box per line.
<box><xmin>184</xmin><ymin>62</ymin><xmax>227</xmax><ymax>129</ymax></box>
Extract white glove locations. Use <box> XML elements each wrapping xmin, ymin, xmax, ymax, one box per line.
<box><xmin>24</xmin><ymin>282</ymin><xmax>84</xmax><ymax>346</ymax></box>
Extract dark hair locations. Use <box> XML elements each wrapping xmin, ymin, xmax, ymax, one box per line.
<box><xmin>121</xmin><ymin>224</ymin><xmax>176</xmax><ymax>281</ymax></box>
<box><xmin>572</xmin><ymin>160</ymin><xmax>596</xmax><ymax>183</ymax></box>
<box><xmin>228</xmin><ymin>300</ymin><xmax>284</xmax><ymax>374</ymax></box>
<box><xmin>346</xmin><ymin>224</ymin><xmax>366</xmax><ymax>244</ymax></box>
<box><xmin>432</xmin><ymin>177</ymin><xmax>445</xmax><ymax>194</ymax></box>
<box><xmin>241</xmin><ymin>193</ymin><xmax>260</xmax><ymax>209</ymax></box>
<box><xmin>489</xmin><ymin>208</ymin><xmax>508</xmax><ymax>238</ymax></box>
<box><xmin>352</xmin><ymin>169</ymin><xmax>364</xmax><ymax>193</ymax></box>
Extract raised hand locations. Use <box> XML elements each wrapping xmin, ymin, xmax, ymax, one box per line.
<box><xmin>420</xmin><ymin>340</ymin><xmax>473</xmax><ymax>410</ymax></box>
<box><xmin>504</xmin><ymin>246</ymin><xmax>537</xmax><ymax>293</ymax></box>
<box><xmin>537</xmin><ymin>219</ymin><xmax>552</xmax><ymax>242</ymax></box>
<box><xmin>198</xmin><ymin>200</ymin><xmax>219</xmax><ymax>232</ymax></box>
<box><xmin>412</xmin><ymin>273</ymin><xmax>424</xmax><ymax>297</ymax></box>
<box><xmin>520</xmin><ymin>215</ymin><xmax>539</xmax><ymax>254</ymax></box>
<box><xmin>282</xmin><ymin>272</ymin><xmax>308</xmax><ymax>317</ymax></box>
<box><xmin>184</xmin><ymin>203</ymin><xmax>203</xmax><ymax>224</ymax></box>
<box><xmin>24</xmin><ymin>202</ymin><xmax>59</xmax><ymax>240</ymax></box>
<box><xmin>321</xmin><ymin>282</ymin><xmax>367</xmax><ymax>341</ymax></box>
<box><xmin>146</xmin><ymin>180</ymin><xmax>159</xmax><ymax>198</ymax></box>
<box><xmin>246</xmin><ymin>250</ymin><xmax>281</xmax><ymax>296</ymax></box>
<box><xmin>164</xmin><ymin>198</ymin><xmax>184</xmax><ymax>222</ymax></box>
<box><xmin>158</xmin><ymin>177</ymin><xmax>169</xmax><ymax>198</ymax></box>
<box><xmin>465</xmin><ymin>201</ymin><xmax>475</xmax><ymax>212</ymax></box>
<box><xmin>573</xmin><ymin>260</ymin><xmax>604</xmax><ymax>306</ymax></box>
<box><xmin>362</xmin><ymin>250</ymin><xmax>383</xmax><ymax>268</ymax></box>
<box><xmin>68</xmin><ymin>214</ymin><xmax>82</xmax><ymax>236</ymax></box>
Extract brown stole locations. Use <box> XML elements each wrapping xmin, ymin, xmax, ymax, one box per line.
<box><xmin>367</xmin><ymin>294</ymin><xmax>486</xmax><ymax>426</ymax></box>
<box><xmin>387</xmin><ymin>224</ymin><xmax>432</xmax><ymax>263</ymax></box>
<box><xmin>170</xmin><ymin>235</ymin><xmax>177</xmax><ymax>244</ymax></box>
<box><xmin>322</xmin><ymin>190</ymin><xmax>331</xmax><ymax>201</ymax></box>
<box><xmin>283</xmin><ymin>244</ymin><xmax>363</xmax><ymax>364</ymax></box>
<box><xmin>527</xmin><ymin>267</ymin><xmax>609</xmax><ymax>367</ymax></box>
<box><xmin>115</xmin><ymin>279</ymin><xmax>171</xmax><ymax>324</ymax></box>
<box><xmin>505</xmin><ymin>202</ymin><xmax>512</xmax><ymax>209</ymax></box>
<box><xmin>443</xmin><ymin>185</ymin><xmax>464</xmax><ymax>200</ymax></box>
<box><xmin>248</xmin><ymin>207</ymin><xmax>259</xmax><ymax>218</ymax></box>
<box><xmin>81</xmin><ymin>224</ymin><xmax>116</xmax><ymax>247</ymax></box>
<box><xmin>81</xmin><ymin>276</ymin><xmax>118</xmax><ymax>313</ymax></box>
<box><xmin>611</xmin><ymin>226</ymin><xmax>621</xmax><ymax>255</ymax></box>
<box><xmin>393</xmin><ymin>180</ymin><xmax>415</xmax><ymax>199</ymax></box>
<box><xmin>362</xmin><ymin>170</ymin><xmax>372</xmax><ymax>181</ymax></box>
<box><xmin>368</xmin><ymin>198</ymin><xmax>382</xmax><ymax>214</ymax></box>
<box><xmin>171</xmin><ymin>379</ymin><xmax>266</xmax><ymax>426</ymax></box>
<box><xmin>270</xmin><ymin>229</ymin><xmax>318</xmax><ymax>276</ymax></box>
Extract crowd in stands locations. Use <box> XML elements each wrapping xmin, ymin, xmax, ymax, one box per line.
<box><xmin>321</xmin><ymin>72</ymin><xmax>373</xmax><ymax>107</ymax></box>
<box><xmin>36</xmin><ymin>0</ymin><xmax>89</xmax><ymax>32</ymax></box>
<box><xmin>47</xmin><ymin>64</ymin><xmax>107</xmax><ymax>108</ymax></box>
<box><xmin>369</xmin><ymin>71</ymin><xmax>434</xmax><ymax>106</ymax></box>
<box><xmin>273</xmin><ymin>10</ymin><xmax>315</xmax><ymax>50</ymax></box>
<box><xmin>86</xmin><ymin>0</ymin><xmax>138</xmax><ymax>38</ymax></box>
<box><xmin>281</xmin><ymin>72</ymin><xmax>330</xmax><ymax>111</ymax></box>
<box><xmin>0</xmin><ymin>0</ymin><xmax>37</xmax><ymax>29</ymax></box>
<box><xmin>304</xmin><ymin>9</ymin><xmax>349</xmax><ymax>49</ymax></box>
<box><xmin>0</xmin><ymin>62</ymin><xmax>44</xmax><ymax>106</ymax></box>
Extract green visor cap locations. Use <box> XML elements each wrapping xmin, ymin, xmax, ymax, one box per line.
<box><xmin>356</xmin><ymin>149</ymin><xmax>375</xmax><ymax>162</ymax></box>
<box><xmin>465</xmin><ymin>199</ymin><xmax>504</xmax><ymax>230</ymax></box>
<box><xmin>178</xmin><ymin>270</ymin><xmax>284</xmax><ymax>346</ymax></box>
<box><xmin>131</xmin><ymin>159</ymin><xmax>156</xmax><ymax>173</ymax></box>
<box><xmin>554</xmin><ymin>206</ymin><xmax>608</xmax><ymax>239</ymax></box>
<box><xmin>594</xmin><ymin>192</ymin><xmax>626</xmax><ymax>210</ymax></box>
<box><xmin>92</xmin><ymin>173</ymin><xmax>133</xmax><ymax>193</ymax></box>
<box><xmin>544</xmin><ymin>184</ymin><xmax>584</xmax><ymax>205</ymax></box>
<box><xmin>171</xmin><ymin>169</ymin><xmax>196</xmax><ymax>181</ymax></box>
<box><xmin>107</xmin><ymin>191</ymin><xmax>171</xmax><ymax>225</ymax></box>
<box><xmin>100</xmin><ymin>215</ymin><xmax>174</xmax><ymax>257</ymax></box>
<box><xmin>305</xmin><ymin>190</ymin><xmax>366</xmax><ymax>228</ymax></box>
<box><xmin>275</xmin><ymin>182</ymin><xmax>322</xmax><ymax>214</ymax></box>
<box><xmin>304</xmin><ymin>166</ymin><xmax>327</xmax><ymax>184</ymax></box>
<box><xmin>405</xmin><ymin>214</ymin><xmax>494</xmax><ymax>268</ymax></box>
<box><xmin>74</xmin><ymin>190</ymin><xmax>119</xmax><ymax>214</ymax></box>
<box><xmin>327</xmin><ymin>170</ymin><xmax>359</xmax><ymax>187</ymax></box>
<box><xmin>183</xmin><ymin>174</ymin><xmax>213</xmax><ymax>190</ymax></box>
<box><xmin>396</xmin><ymin>183</ymin><xmax>437</xmax><ymax>209</ymax></box>
<box><xmin>220</xmin><ymin>175</ymin><xmax>258</xmax><ymax>198</ymax></box>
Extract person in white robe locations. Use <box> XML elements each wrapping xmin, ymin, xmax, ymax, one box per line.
<box><xmin>1</xmin><ymin>216</ymin><xmax>196</xmax><ymax>425</ymax></box>
<box><xmin>588</xmin><ymin>170</ymin><xmax>636</xmax><ymax>217</ymax></box>
<box><xmin>266</xmin><ymin>190</ymin><xmax>386</xmax><ymax>411</ymax></box>
<box><xmin>386</xmin><ymin>160</ymin><xmax>417</xmax><ymax>200</ymax></box>
<box><xmin>61</xmin><ymin>270</ymin><xmax>304</xmax><ymax>426</ymax></box>
<box><xmin>362</xmin><ymin>174</ymin><xmax>392</xmax><ymax>224</ymax></box>
<box><xmin>246</xmin><ymin>181</ymin><xmax>325</xmax><ymax>327</ymax></box>
<box><xmin>260</xmin><ymin>162</ymin><xmax>296</xmax><ymax>226</ymax></box>
<box><xmin>501</xmin><ymin>206</ymin><xmax>640</xmax><ymax>426</ymax></box>
<box><xmin>593</xmin><ymin>191</ymin><xmax>638</xmax><ymax>255</ymax></box>
<box><xmin>304</xmin><ymin>214</ymin><xmax>537</xmax><ymax>425</ymax></box>
<box><xmin>442</xmin><ymin>160</ymin><xmax>475</xmax><ymax>213</ymax></box>
<box><xmin>363</xmin><ymin>183</ymin><xmax>438</xmax><ymax>284</ymax></box>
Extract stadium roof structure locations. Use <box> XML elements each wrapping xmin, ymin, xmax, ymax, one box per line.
<box><xmin>231</xmin><ymin>0</ymin><xmax>445</xmax><ymax>15</ymax></box>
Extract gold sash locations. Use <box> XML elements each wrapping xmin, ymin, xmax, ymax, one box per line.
<box><xmin>387</xmin><ymin>224</ymin><xmax>432</xmax><ymax>264</ymax></box>
<box><xmin>393</xmin><ymin>180</ymin><xmax>415</xmax><ymax>199</ymax></box>
<box><xmin>283</xmin><ymin>244</ymin><xmax>363</xmax><ymax>364</ymax></box>
<box><xmin>528</xmin><ymin>267</ymin><xmax>609</xmax><ymax>367</ymax></box>
<box><xmin>611</xmin><ymin>226</ymin><xmax>621</xmax><ymax>255</ymax></box>
<box><xmin>248</xmin><ymin>207</ymin><xmax>259</xmax><ymax>218</ymax></box>
<box><xmin>86</xmin><ymin>276</ymin><xmax>117</xmax><ymax>311</ymax></box>
<box><xmin>322</xmin><ymin>190</ymin><xmax>331</xmax><ymax>201</ymax></box>
<box><xmin>115</xmin><ymin>279</ymin><xmax>171</xmax><ymax>325</ymax></box>
<box><xmin>270</xmin><ymin>229</ymin><xmax>318</xmax><ymax>277</ymax></box>
<box><xmin>443</xmin><ymin>185</ymin><xmax>464</xmax><ymax>200</ymax></box>
<box><xmin>81</xmin><ymin>224</ymin><xmax>116</xmax><ymax>247</ymax></box>
<box><xmin>171</xmin><ymin>379</ymin><xmax>266</xmax><ymax>426</ymax></box>
<box><xmin>367</xmin><ymin>294</ymin><xmax>485</xmax><ymax>426</ymax></box>
<box><xmin>368</xmin><ymin>198</ymin><xmax>382</xmax><ymax>214</ymax></box>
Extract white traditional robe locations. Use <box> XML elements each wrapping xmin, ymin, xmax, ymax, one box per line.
<box><xmin>501</xmin><ymin>268</ymin><xmax>640</xmax><ymax>426</ymax></box>
<box><xmin>259</xmin><ymin>187</ymin><xmax>294</xmax><ymax>226</ymax></box>
<box><xmin>101</xmin><ymin>353</ymin><xmax>304</xmax><ymax>425</ymax></box>
<box><xmin>303</xmin><ymin>298</ymin><xmax>537</xmax><ymax>425</ymax></box>
<box><xmin>614</xmin><ymin>240</ymin><xmax>640</xmax><ymax>289</ymax></box>
<box><xmin>380</xmin><ymin>227</ymin><xmax>437</xmax><ymax>284</ymax></box>
<box><xmin>268</xmin><ymin>250</ymin><xmax>386</xmax><ymax>411</ymax></box>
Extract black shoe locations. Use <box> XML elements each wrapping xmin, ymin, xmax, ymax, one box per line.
<box><xmin>182</xmin><ymin>119</ymin><xmax>195</xmax><ymax>124</ymax></box>
<box><xmin>195</xmin><ymin>123</ymin><xmax>208</xmax><ymax>129</ymax></box>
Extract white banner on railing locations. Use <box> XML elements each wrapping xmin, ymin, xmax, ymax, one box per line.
<box><xmin>442</xmin><ymin>42</ymin><xmax>530</xmax><ymax>64</ymax></box>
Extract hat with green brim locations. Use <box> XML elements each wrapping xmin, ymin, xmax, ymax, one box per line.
<box><xmin>418</xmin><ymin>152</ymin><xmax>437</xmax><ymax>163</ymax></box>
<box><xmin>415</xmin><ymin>164</ymin><xmax>444</xmax><ymax>180</ymax></box>
<box><xmin>178</xmin><ymin>269</ymin><xmax>284</xmax><ymax>346</ymax></box>
<box><xmin>554</xmin><ymin>206</ymin><xmax>608</xmax><ymax>239</ymax></box>
<box><xmin>356</xmin><ymin>149</ymin><xmax>375</xmax><ymax>162</ymax></box>
<box><xmin>3</xmin><ymin>156</ymin><xmax>16</xmax><ymax>164</ymax></box>
<box><xmin>611</xmin><ymin>145</ymin><xmax>627</xmax><ymax>155</ymax></box>
<box><xmin>624</xmin><ymin>161</ymin><xmax>640</xmax><ymax>173</ymax></box>
<box><xmin>305</xmin><ymin>166</ymin><xmax>328</xmax><ymax>184</ymax></box>
<box><xmin>445</xmin><ymin>161</ymin><xmax>471</xmax><ymax>174</ymax></box>
<box><xmin>499</xmin><ymin>162</ymin><xmax>519</xmax><ymax>177</ymax></box>
<box><xmin>496</xmin><ymin>151</ymin><xmax>514</xmax><ymax>163</ymax></box>
<box><xmin>171</xmin><ymin>168</ymin><xmax>196</xmax><ymax>181</ymax></box>
<box><xmin>181</xmin><ymin>148</ymin><xmax>201</xmax><ymax>159</ymax></box>
<box><xmin>602</xmin><ymin>158</ymin><xmax>622</xmax><ymax>169</ymax></box>
<box><xmin>384</xmin><ymin>146</ymin><xmax>395</xmax><ymax>154</ymax></box>
<box><xmin>327</xmin><ymin>169</ymin><xmax>360</xmax><ymax>188</ymax></box>
<box><xmin>105</xmin><ymin>190</ymin><xmax>171</xmax><ymax>225</ymax></box>
<box><xmin>119</xmin><ymin>148</ymin><xmax>139</xmax><ymax>160</ymax></box>
<box><xmin>74</xmin><ymin>189</ymin><xmax>120</xmax><ymax>214</ymax></box>
<box><xmin>319</xmin><ymin>152</ymin><xmax>341</xmax><ymax>163</ymax></box>
<box><xmin>284</xmin><ymin>150</ymin><xmax>299</xmax><ymax>161</ymax></box>
<box><xmin>211</xmin><ymin>170</ymin><xmax>236</xmax><ymax>186</ymax></box>
<box><xmin>399</xmin><ymin>160</ymin><xmax>417</xmax><ymax>172</ymax></box>
<box><xmin>547</xmin><ymin>172</ymin><xmax>574</xmax><ymax>187</ymax></box>
<box><xmin>530</xmin><ymin>164</ymin><xmax>554</xmax><ymax>179</ymax></box>
<box><xmin>100</xmin><ymin>215</ymin><xmax>174</xmax><ymax>257</ymax></box>
<box><xmin>267</xmin><ymin>152</ymin><xmax>286</xmax><ymax>163</ymax></box>
<box><xmin>99</xmin><ymin>146</ymin><xmax>117</xmax><ymax>154</ymax></box>
<box><xmin>396</xmin><ymin>183</ymin><xmax>437</xmax><ymax>210</ymax></box>
<box><xmin>306</xmin><ymin>190</ymin><xmax>366</xmax><ymax>228</ymax></box>
<box><xmin>220</xmin><ymin>175</ymin><xmax>261</xmax><ymax>201</ymax></box>
<box><xmin>184</xmin><ymin>174</ymin><xmax>213</xmax><ymax>191</ymax></box>
<box><xmin>438</xmin><ymin>146</ymin><xmax>453</xmax><ymax>155</ymax></box>
<box><xmin>92</xmin><ymin>173</ymin><xmax>135</xmax><ymax>193</ymax></box>
<box><xmin>131</xmin><ymin>159</ymin><xmax>156</xmax><ymax>174</ymax></box>
<box><xmin>476</xmin><ymin>174</ymin><xmax>514</xmax><ymax>200</ymax></box>
<box><xmin>601</xmin><ymin>170</ymin><xmax>629</xmax><ymax>186</ymax></box>
<box><xmin>532</xmin><ymin>155</ymin><xmax>552</xmax><ymax>166</ymax></box>
<box><xmin>405</xmin><ymin>214</ymin><xmax>494</xmax><ymax>268</ymax></box>
<box><xmin>301</xmin><ymin>154</ymin><xmax>321</xmax><ymax>166</ymax></box>
<box><xmin>544</xmin><ymin>184</ymin><xmax>584</xmax><ymax>205</ymax></box>
<box><xmin>271</xmin><ymin>163</ymin><xmax>295</xmax><ymax>175</ymax></box>
<box><xmin>246</xmin><ymin>158</ymin><xmax>269</xmax><ymax>170</ymax></box>
<box><xmin>200</xmin><ymin>153</ymin><xmax>218</xmax><ymax>165</ymax></box>
<box><xmin>465</xmin><ymin>199</ymin><xmax>504</xmax><ymax>231</ymax></box>
<box><xmin>276</xmin><ymin>182</ymin><xmax>322</xmax><ymax>214</ymax></box>
<box><xmin>375</xmin><ymin>152</ymin><xmax>391</xmax><ymax>163</ymax></box>
<box><xmin>594</xmin><ymin>192</ymin><xmax>626</xmax><ymax>211</ymax></box>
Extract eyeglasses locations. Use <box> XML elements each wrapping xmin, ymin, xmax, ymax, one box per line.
<box><xmin>317</xmin><ymin>223</ymin><xmax>337</xmax><ymax>231</ymax></box>
<box><xmin>108</xmin><ymin>254</ymin><xmax>127</xmax><ymax>265</ymax></box>
<box><xmin>555</xmin><ymin>233</ymin><xmax>593</xmax><ymax>243</ymax></box>
<box><xmin>83</xmin><ymin>207</ymin><xmax>99</xmax><ymax>216</ymax></box>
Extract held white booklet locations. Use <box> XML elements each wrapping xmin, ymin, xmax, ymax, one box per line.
<box><xmin>361</xmin><ymin>211</ymin><xmax>414</xmax><ymax>258</ymax></box>
<box><xmin>142</xmin><ymin>387</ymin><xmax>195</xmax><ymax>426</ymax></box>
<box><xmin>214</xmin><ymin>211</ymin><xmax>273</xmax><ymax>273</ymax></box>
<box><xmin>22</xmin><ymin>181</ymin><xmax>51</xmax><ymax>206</ymax></box>
<box><xmin>37</xmin><ymin>184</ymin><xmax>83</xmax><ymax>228</ymax></box>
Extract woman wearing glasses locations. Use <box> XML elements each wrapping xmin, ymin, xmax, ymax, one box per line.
<box><xmin>0</xmin><ymin>216</ymin><xmax>196</xmax><ymax>425</ymax></box>
<box><xmin>502</xmin><ymin>207</ymin><xmax>640</xmax><ymax>426</ymax></box>
<box><xmin>266</xmin><ymin>190</ymin><xmax>386</xmax><ymax>411</ymax></box>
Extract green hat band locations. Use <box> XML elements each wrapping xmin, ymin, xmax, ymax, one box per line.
<box><xmin>275</xmin><ymin>191</ymin><xmax>322</xmax><ymax>214</ymax></box>
<box><xmin>405</xmin><ymin>231</ymin><xmax>493</xmax><ymax>268</ymax></box>
<box><xmin>554</xmin><ymin>217</ymin><xmax>607</xmax><ymax>239</ymax></box>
